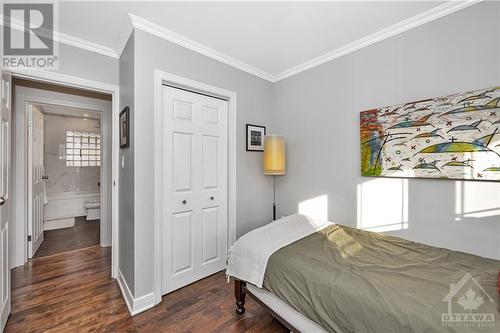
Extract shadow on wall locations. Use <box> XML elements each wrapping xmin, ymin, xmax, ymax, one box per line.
<box><xmin>357</xmin><ymin>178</ymin><xmax>409</xmax><ymax>232</ymax></box>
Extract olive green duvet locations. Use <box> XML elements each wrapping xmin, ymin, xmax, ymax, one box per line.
<box><xmin>262</xmin><ymin>224</ymin><xmax>500</xmax><ymax>333</ymax></box>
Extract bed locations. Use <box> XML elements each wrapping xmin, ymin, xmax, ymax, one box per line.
<box><xmin>227</xmin><ymin>214</ymin><xmax>500</xmax><ymax>333</ymax></box>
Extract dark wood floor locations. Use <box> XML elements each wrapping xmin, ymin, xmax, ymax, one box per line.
<box><xmin>34</xmin><ymin>217</ymin><xmax>100</xmax><ymax>259</ymax></box>
<box><xmin>6</xmin><ymin>246</ymin><xmax>288</xmax><ymax>332</ymax></box>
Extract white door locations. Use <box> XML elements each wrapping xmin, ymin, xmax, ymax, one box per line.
<box><xmin>0</xmin><ymin>71</ymin><xmax>11</xmax><ymax>331</ymax></box>
<box><xmin>162</xmin><ymin>86</ymin><xmax>228</xmax><ymax>294</ymax></box>
<box><xmin>27</xmin><ymin>105</ymin><xmax>44</xmax><ymax>258</ymax></box>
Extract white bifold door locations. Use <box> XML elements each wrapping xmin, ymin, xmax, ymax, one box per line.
<box><xmin>162</xmin><ymin>85</ymin><xmax>228</xmax><ymax>294</ymax></box>
<box><xmin>27</xmin><ymin>105</ymin><xmax>44</xmax><ymax>258</ymax></box>
<box><xmin>0</xmin><ymin>71</ymin><xmax>11</xmax><ymax>331</ymax></box>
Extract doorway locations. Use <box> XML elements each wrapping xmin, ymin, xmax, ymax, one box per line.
<box><xmin>27</xmin><ymin>103</ymin><xmax>103</xmax><ymax>259</ymax></box>
<box><xmin>0</xmin><ymin>71</ymin><xmax>120</xmax><ymax>331</ymax></box>
<box><xmin>11</xmin><ymin>78</ymin><xmax>114</xmax><ymax>267</ymax></box>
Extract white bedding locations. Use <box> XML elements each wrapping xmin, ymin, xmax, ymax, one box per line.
<box><xmin>226</xmin><ymin>213</ymin><xmax>332</xmax><ymax>288</ymax></box>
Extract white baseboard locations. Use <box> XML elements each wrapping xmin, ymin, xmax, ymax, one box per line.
<box><xmin>44</xmin><ymin>217</ymin><xmax>75</xmax><ymax>231</ymax></box>
<box><xmin>116</xmin><ymin>269</ymin><xmax>157</xmax><ymax>316</ymax></box>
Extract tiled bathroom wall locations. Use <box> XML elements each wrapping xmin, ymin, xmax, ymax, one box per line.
<box><xmin>44</xmin><ymin>113</ymin><xmax>101</xmax><ymax>194</ymax></box>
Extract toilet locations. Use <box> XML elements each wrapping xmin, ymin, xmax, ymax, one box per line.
<box><xmin>84</xmin><ymin>200</ymin><xmax>100</xmax><ymax>220</ymax></box>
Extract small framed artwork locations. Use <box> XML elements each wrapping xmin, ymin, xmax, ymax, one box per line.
<box><xmin>120</xmin><ymin>106</ymin><xmax>130</xmax><ymax>149</ymax></box>
<box><xmin>246</xmin><ymin>124</ymin><xmax>266</xmax><ymax>152</ymax></box>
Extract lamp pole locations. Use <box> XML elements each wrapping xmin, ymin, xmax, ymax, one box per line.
<box><xmin>273</xmin><ymin>176</ymin><xmax>276</xmax><ymax>220</ymax></box>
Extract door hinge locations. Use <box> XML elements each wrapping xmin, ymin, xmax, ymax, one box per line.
<box><xmin>27</xmin><ymin>235</ymin><xmax>32</xmax><ymax>242</ymax></box>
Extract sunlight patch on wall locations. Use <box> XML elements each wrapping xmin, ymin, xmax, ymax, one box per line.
<box><xmin>357</xmin><ymin>178</ymin><xmax>408</xmax><ymax>232</ymax></box>
<box><xmin>298</xmin><ymin>195</ymin><xmax>328</xmax><ymax>221</ymax></box>
<box><xmin>455</xmin><ymin>181</ymin><xmax>500</xmax><ymax>220</ymax></box>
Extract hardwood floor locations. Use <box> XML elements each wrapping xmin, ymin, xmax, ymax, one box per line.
<box><xmin>34</xmin><ymin>217</ymin><xmax>100</xmax><ymax>259</ymax></box>
<box><xmin>6</xmin><ymin>246</ymin><xmax>288</xmax><ymax>332</ymax></box>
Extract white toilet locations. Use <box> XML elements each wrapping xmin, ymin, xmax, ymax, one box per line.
<box><xmin>84</xmin><ymin>200</ymin><xmax>100</xmax><ymax>220</ymax></box>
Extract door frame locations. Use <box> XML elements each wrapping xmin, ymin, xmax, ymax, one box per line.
<box><xmin>10</xmin><ymin>70</ymin><xmax>119</xmax><ymax>278</ymax></box>
<box><xmin>153</xmin><ymin>70</ymin><xmax>237</xmax><ymax>304</ymax></box>
<box><xmin>0</xmin><ymin>70</ymin><xmax>12</xmax><ymax>333</ymax></box>
<box><xmin>23</xmin><ymin>98</ymin><xmax>109</xmax><ymax>257</ymax></box>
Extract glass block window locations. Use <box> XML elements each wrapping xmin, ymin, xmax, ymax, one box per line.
<box><xmin>65</xmin><ymin>130</ymin><xmax>101</xmax><ymax>167</ymax></box>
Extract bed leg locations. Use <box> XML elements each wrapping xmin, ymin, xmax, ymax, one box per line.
<box><xmin>235</xmin><ymin>279</ymin><xmax>246</xmax><ymax>315</ymax></box>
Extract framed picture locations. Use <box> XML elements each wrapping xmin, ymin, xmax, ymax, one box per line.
<box><xmin>120</xmin><ymin>106</ymin><xmax>130</xmax><ymax>149</ymax></box>
<box><xmin>360</xmin><ymin>85</ymin><xmax>500</xmax><ymax>181</ymax></box>
<box><xmin>246</xmin><ymin>124</ymin><xmax>266</xmax><ymax>151</ymax></box>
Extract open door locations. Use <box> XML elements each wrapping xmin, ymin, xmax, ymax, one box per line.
<box><xmin>0</xmin><ymin>70</ymin><xmax>12</xmax><ymax>331</ymax></box>
<box><xmin>27</xmin><ymin>104</ymin><xmax>44</xmax><ymax>258</ymax></box>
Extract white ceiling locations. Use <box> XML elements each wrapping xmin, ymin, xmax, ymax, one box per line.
<box><xmin>55</xmin><ymin>1</ymin><xmax>471</xmax><ymax>81</ymax></box>
<box><xmin>39</xmin><ymin>104</ymin><xmax>101</xmax><ymax>120</ymax></box>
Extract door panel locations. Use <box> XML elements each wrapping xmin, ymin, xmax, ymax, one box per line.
<box><xmin>162</xmin><ymin>86</ymin><xmax>228</xmax><ymax>294</ymax></box>
<box><xmin>202</xmin><ymin>135</ymin><xmax>218</xmax><ymax>190</ymax></box>
<box><xmin>202</xmin><ymin>105</ymin><xmax>219</xmax><ymax>125</ymax></box>
<box><xmin>201</xmin><ymin>207</ymin><xmax>218</xmax><ymax>264</ymax></box>
<box><xmin>172</xmin><ymin>132</ymin><xmax>193</xmax><ymax>193</ymax></box>
<box><xmin>173</xmin><ymin>99</ymin><xmax>193</xmax><ymax>122</ymax></box>
<box><xmin>172</xmin><ymin>211</ymin><xmax>194</xmax><ymax>275</ymax></box>
<box><xmin>0</xmin><ymin>70</ymin><xmax>11</xmax><ymax>331</ymax></box>
<box><xmin>28</xmin><ymin>106</ymin><xmax>44</xmax><ymax>258</ymax></box>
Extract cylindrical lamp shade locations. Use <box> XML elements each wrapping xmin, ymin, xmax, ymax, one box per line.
<box><xmin>263</xmin><ymin>135</ymin><xmax>286</xmax><ymax>175</ymax></box>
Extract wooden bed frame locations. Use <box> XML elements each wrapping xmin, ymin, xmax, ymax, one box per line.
<box><xmin>234</xmin><ymin>279</ymin><xmax>299</xmax><ymax>332</ymax></box>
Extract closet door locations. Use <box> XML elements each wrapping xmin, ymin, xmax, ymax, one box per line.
<box><xmin>162</xmin><ymin>86</ymin><xmax>228</xmax><ymax>294</ymax></box>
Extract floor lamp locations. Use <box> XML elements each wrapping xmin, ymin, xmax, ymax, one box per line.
<box><xmin>263</xmin><ymin>135</ymin><xmax>286</xmax><ymax>221</ymax></box>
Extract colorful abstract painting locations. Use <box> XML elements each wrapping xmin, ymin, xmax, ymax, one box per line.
<box><xmin>360</xmin><ymin>86</ymin><xmax>500</xmax><ymax>181</ymax></box>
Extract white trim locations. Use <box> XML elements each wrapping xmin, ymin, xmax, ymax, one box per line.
<box><xmin>116</xmin><ymin>269</ymin><xmax>134</xmax><ymax>314</ymax></box>
<box><xmin>115</xmin><ymin>22</ymin><xmax>135</xmax><ymax>59</ymax></box>
<box><xmin>272</xmin><ymin>0</ymin><xmax>482</xmax><ymax>82</ymax></box>
<box><xmin>0</xmin><ymin>16</ymin><xmax>118</xmax><ymax>59</ymax></box>
<box><xmin>13</xmin><ymin>92</ymin><xmax>111</xmax><ymax>263</ymax></box>
<box><xmin>11</xmin><ymin>70</ymin><xmax>120</xmax><ymax>279</ymax></box>
<box><xmin>117</xmin><ymin>269</ymin><xmax>156</xmax><ymax>316</ymax></box>
<box><xmin>130</xmin><ymin>14</ymin><xmax>273</xmax><ymax>82</ymax></box>
<box><xmin>131</xmin><ymin>2</ymin><xmax>480</xmax><ymax>82</ymax></box>
<box><xmin>1</xmin><ymin>1</ymin><xmax>481</xmax><ymax>81</ymax></box>
<box><xmin>11</xmin><ymin>70</ymin><xmax>118</xmax><ymax>95</ymax></box>
<box><xmin>153</xmin><ymin>70</ymin><xmax>237</xmax><ymax>305</ymax></box>
<box><xmin>55</xmin><ymin>31</ymin><xmax>118</xmax><ymax>59</ymax></box>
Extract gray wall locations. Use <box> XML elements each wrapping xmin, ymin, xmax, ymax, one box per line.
<box><xmin>131</xmin><ymin>29</ymin><xmax>274</xmax><ymax>297</ymax></box>
<box><xmin>273</xmin><ymin>2</ymin><xmax>500</xmax><ymax>260</ymax></box>
<box><xmin>55</xmin><ymin>43</ymin><xmax>119</xmax><ymax>86</ymax></box>
<box><xmin>118</xmin><ymin>34</ymin><xmax>135</xmax><ymax>292</ymax></box>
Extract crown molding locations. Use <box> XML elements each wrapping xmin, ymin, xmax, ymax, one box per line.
<box><xmin>272</xmin><ymin>0</ymin><xmax>482</xmax><ymax>82</ymax></box>
<box><xmin>0</xmin><ymin>16</ymin><xmax>118</xmax><ymax>59</ymax></box>
<box><xmin>129</xmin><ymin>13</ymin><xmax>274</xmax><ymax>82</ymax></box>
<box><xmin>55</xmin><ymin>31</ymin><xmax>118</xmax><ymax>59</ymax></box>
<box><xmin>1</xmin><ymin>1</ymin><xmax>482</xmax><ymax>81</ymax></box>
<box><xmin>114</xmin><ymin>20</ymin><xmax>134</xmax><ymax>59</ymax></box>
